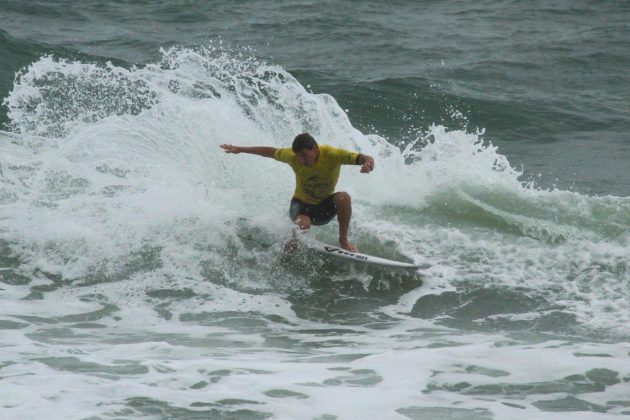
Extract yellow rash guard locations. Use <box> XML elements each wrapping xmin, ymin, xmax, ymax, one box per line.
<box><xmin>274</xmin><ymin>144</ymin><xmax>360</xmax><ymax>204</ymax></box>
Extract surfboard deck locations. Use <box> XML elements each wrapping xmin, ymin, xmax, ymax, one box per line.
<box><xmin>302</xmin><ymin>237</ymin><xmax>423</xmax><ymax>270</ymax></box>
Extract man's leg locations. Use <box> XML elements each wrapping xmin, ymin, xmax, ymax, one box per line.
<box><xmin>333</xmin><ymin>192</ymin><xmax>357</xmax><ymax>252</ymax></box>
<box><xmin>295</xmin><ymin>215</ymin><xmax>312</xmax><ymax>230</ymax></box>
<box><xmin>282</xmin><ymin>214</ymin><xmax>312</xmax><ymax>257</ymax></box>
<box><xmin>276</xmin><ymin>198</ymin><xmax>313</xmax><ymax>268</ymax></box>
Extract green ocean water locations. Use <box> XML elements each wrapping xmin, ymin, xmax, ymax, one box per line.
<box><xmin>1</xmin><ymin>0</ymin><xmax>629</xmax><ymax>194</ymax></box>
<box><xmin>0</xmin><ymin>1</ymin><xmax>629</xmax><ymax>419</ymax></box>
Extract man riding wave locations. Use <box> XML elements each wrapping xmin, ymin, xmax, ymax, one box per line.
<box><xmin>220</xmin><ymin>133</ymin><xmax>374</xmax><ymax>252</ymax></box>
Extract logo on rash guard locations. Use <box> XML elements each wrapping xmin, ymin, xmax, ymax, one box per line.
<box><xmin>324</xmin><ymin>246</ymin><xmax>367</xmax><ymax>261</ymax></box>
<box><xmin>303</xmin><ymin>175</ymin><xmax>332</xmax><ymax>201</ymax></box>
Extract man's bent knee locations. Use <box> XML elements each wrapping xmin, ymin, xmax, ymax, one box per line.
<box><xmin>333</xmin><ymin>191</ymin><xmax>351</xmax><ymax>205</ymax></box>
<box><xmin>295</xmin><ymin>215</ymin><xmax>312</xmax><ymax>229</ymax></box>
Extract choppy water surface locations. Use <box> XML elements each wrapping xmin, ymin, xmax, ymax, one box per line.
<box><xmin>0</xmin><ymin>1</ymin><xmax>629</xmax><ymax>419</ymax></box>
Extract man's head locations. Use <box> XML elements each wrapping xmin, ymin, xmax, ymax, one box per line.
<box><xmin>292</xmin><ymin>133</ymin><xmax>319</xmax><ymax>167</ymax></box>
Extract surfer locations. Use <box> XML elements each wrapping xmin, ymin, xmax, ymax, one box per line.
<box><xmin>220</xmin><ymin>133</ymin><xmax>374</xmax><ymax>252</ymax></box>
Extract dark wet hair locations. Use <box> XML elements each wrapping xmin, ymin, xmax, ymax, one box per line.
<box><xmin>292</xmin><ymin>133</ymin><xmax>317</xmax><ymax>152</ymax></box>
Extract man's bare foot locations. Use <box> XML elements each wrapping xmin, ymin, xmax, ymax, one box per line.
<box><xmin>339</xmin><ymin>238</ymin><xmax>358</xmax><ymax>253</ymax></box>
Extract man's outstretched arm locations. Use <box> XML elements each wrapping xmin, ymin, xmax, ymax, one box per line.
<box><xmin>220</xmin><ymin>144</ymin><xmax>277</xmax><ymax>158</ymax></box>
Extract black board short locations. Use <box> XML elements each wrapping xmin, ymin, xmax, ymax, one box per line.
<box><xmin>289</xmin><ymin>195</ymin><xmax>336</xmax><ymax>226</ymax></box>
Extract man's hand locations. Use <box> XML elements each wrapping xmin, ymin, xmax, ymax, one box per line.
<box><xmin>359</xmin><ymin>155</ymin><xmax>375</xmax><ymax>173</ymax></box>
<box><xmin>220</xmin><ymin>144</ymin><xmax>241</xmax><ymax>154</ymax></box>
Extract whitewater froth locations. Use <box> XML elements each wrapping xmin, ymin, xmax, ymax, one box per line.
<box><xmin>0</xmin><ymin>43</ymin><xmax>629</xmax><ymax>338</ymax></box>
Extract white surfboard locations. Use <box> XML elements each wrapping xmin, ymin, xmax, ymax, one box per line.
<box><xmin>303</xmin><ymin>238</ymin><xmax>422</xmax><ymax>270</ymax></box>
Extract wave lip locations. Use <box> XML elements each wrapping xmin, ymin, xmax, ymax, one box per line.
<box><xmin>4</xmin><ymin>55</ymin><xmax>159</xmax><ymax>137</ymax></box>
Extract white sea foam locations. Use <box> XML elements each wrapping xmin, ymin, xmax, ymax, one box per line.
<box><xmin>1</xmin><ymin>45</ymin><xmax>629</xmax><ymax>418</ymax></box>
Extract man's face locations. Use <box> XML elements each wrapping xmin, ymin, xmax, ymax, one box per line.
<box><xmin>296</xmin><ymin>146</ymin><xmax>319</xmax><ymax>167</ymax></box>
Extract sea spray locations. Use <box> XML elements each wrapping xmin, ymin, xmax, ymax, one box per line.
<box><xmin>0</xmin><ymin>44</ymin><xmax>629</xmax><ymax>337</ymax></box>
